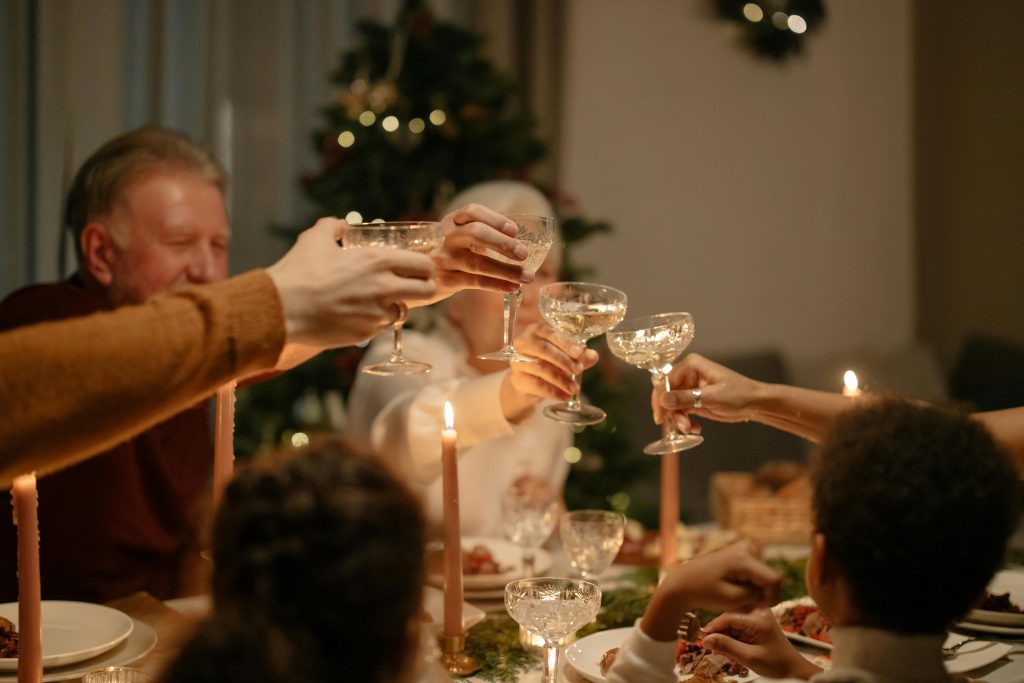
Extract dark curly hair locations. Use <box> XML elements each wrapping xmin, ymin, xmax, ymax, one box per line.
<box><xmin>159</xmin><ymin>438</ymin><xmax>425</xmax><ymax>683</ymax></box>
<box><xmin>813</xmin><ymin>398</ymin><xmax>1020</xmax><ymax>633</ymax></box>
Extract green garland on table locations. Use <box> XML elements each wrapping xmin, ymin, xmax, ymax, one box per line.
<box><xmin>464</xmin><ymin>618</ymin><xmax>539</xmax><ymax>683</ymax></box>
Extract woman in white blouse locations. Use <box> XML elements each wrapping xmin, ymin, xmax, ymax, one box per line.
<box><xmin>346</xmin><ymin>181</ymin><xmax>598</xmax><ymax>536</ymax></box>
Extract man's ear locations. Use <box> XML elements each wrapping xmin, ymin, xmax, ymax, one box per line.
<box><xmin>80</xmin><ymin>222</ymin><xmax>117</xmax><ymax>285</ymax></box>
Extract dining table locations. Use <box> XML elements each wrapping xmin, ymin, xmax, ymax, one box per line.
<box><xmin>103</xmin><ymin>540</ymin><xmax>1024</xmax><ymax>683</ymax></box>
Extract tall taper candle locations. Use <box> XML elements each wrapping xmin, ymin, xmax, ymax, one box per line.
<box><xmin>12</xmin><ymin>474</ymin><xmax>41</xmax><ymax>683</ymax></box>
<box><xmin>659</xmin><ymin>449</ymin><xmax>680</xmax><ymax>572</ymax></box>
<box><xmin>441</xmin><ymin>401</ymin><xmax>464</xmax><ymax>637</ymax></box>
<box><xmin>212</xmin><ymin>380</ymin><xmax>237</xmax><ymax>509</ymax></box>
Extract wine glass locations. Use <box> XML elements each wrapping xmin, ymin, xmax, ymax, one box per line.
<box><xmin>501</xmin><ymin>478</ymin><xmax>561</xmax><ymax>576</ymax></box>
<box><xmin>559</xmin><ymin>510</ymin><xmax>626</xmax><ymax>581</ymax></box>
<box><xmin>505</xmin><ymin>577</ymin><xmax>601</xmax><ymax>683</ymax></box>
<box><xmin>478</xmin><ymin>214</ymin><xmax>555</xmax><ymax>364</ymax></box>
<box><xmin>539</xmin><ymin>282</ymin><xmax>627</xmax><ymax>426</ymax></box>
<box><xmin>342</xmin><ymin>221</ymin><xmax>445</xmax><ymax>375</ymax></box>
<box><xmin>606</xmin><ymin>312</ymin><xmax>704</xmax><ymax>454</ymax></box>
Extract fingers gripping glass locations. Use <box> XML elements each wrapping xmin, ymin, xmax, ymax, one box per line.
<box><xmin>606</xmin><ymin>312</ymin><xmax>704</xmax><ymax>454</ymax></box>
<box><xmin>539</xmin><ymin>282</ymin><xmax>627</xmax><ymax>426</ymax></box>
<box><xmin>477</xmin><ymin>214</ymin><xmax>556</xmax><ymax>364</ymax></box>
<box><xmin>342</xmin><ymin>221</ymin><xmax>444</xmax><ymax>376</ymax></box>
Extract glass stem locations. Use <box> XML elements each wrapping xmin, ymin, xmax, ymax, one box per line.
<box><xmin>543</xmin><ymin>640</ymin><xmax>559</xmax><ymax>683</ymax></box>
<box><xmin>390</xmin><ymin>322</ymin><xmax>404</xmax><ymax>362</ymax></box>
<box><xmin>653</xmin><ymin>372</ymin><xmax>683</xmax><ymax>441</ymax></box>
<box><xmin>522</xmin><ymin>550</ymin><xmax>536</xmax><ymax>577</ymax></box>
<box><xmin>567</xmin><ymin>374</ymin><xmax>582</xmax><ymax>411</ymax></box>
<box><xmin>502</xmin><ymin>288</ymin><xmax>522</xmax><ymax>350</ymax></box>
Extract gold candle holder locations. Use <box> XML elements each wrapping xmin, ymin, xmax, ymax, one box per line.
<box><xmin>441</xmin><ymin>634</ymin><xmax>482</xmax><ymax>677</ymax></box>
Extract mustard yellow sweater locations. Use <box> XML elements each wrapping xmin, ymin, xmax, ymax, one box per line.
<box><xmin>0</xmin><ymin>270</ymin><xmax>284</xmax><ymax>486</ymax></box>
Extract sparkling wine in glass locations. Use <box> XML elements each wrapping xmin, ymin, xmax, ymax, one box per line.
<box><xmin>501</xmin><ymin>479</ymin><xmax>560</xmax><ymax>576</ymax></box>
<box><xmin>540</xmin><ymin>282</ymin><xmax>627</xmax><ymax>426</ymax></box>
<box><xmin>606</xmin><ymin>312</ymin><xmax>704</xmax><ymax>454</ymax></box>
<box><xmin>478</xmin><ymin>214</ymin><xmax>555</xmax><ymax>364</ymax></box>
<box><xmin>559</xmin><ymin>510</ymin><xmax>626</xmax><ymax>581</ymax></box>
<box><xmin>342</xmin><ymin>221</ymin><xmax>445</xmax><ymax>375</ymax></box>
<box><xmin>505</xmin><ymin>577</ymin><xmax>601</xmax><ymax>683</ymax></box>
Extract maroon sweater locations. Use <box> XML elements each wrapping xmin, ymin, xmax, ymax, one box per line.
<box><xmin>0</xmin><ymin>275</ymin><xmax>213</xmax><ymax>602</ymax></box>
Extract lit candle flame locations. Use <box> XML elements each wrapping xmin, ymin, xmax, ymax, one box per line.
<box><xmin>843</xmin><ymin>370</ymin><xmax>859</xmax><ymax>394</ymax></box>
<box><xmin>444</xmin><ymin>401</ymin><xmax>454</xmax><ymax>430</ymax></box>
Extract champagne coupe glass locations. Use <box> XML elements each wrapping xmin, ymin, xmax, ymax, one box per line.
<box><xmin>478</xmin><ymin>214</ymin><xmax>555</xmax><ymax>364</ymax></box>
<box><xmin>505</xmin><ymin>578</ymin><xmax>601</xmax><ymax>683</ymax></box>
<box><xmin>559</xmin><ymin>510</ymin><xmax>626</xmax><ymax>581</ymax></box>
<box><xmin>501</xmin><ymin>479</ymin><xmax>561</xmax><ymax>576</ymax></box>
<box><xmin>606</xmin><ymin>312</ymin><xmax>704</xmax><ymax>454</ymax></box>
<box><xmin>540</xmin><ymin>282</ymin><xmax>627</xmax><ymax>426</ymax></box>
<box><xmin>342</xmin><ymin>221</ymin><xmax>445</xmax><ymax>375</ymax></box>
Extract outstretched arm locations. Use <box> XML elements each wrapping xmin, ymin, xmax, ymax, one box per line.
<box><xmin>655</xmin><ymin>353</ymin><xmax>855</xmax><ymax>443</ymax></box>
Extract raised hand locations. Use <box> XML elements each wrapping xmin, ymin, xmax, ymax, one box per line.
<box><xmin>499</xmin><ymin>323</ymin><xmax>599</xmax><ymax>423</ymax></box>
<box><xmin>428</xmin><ymin>203</ymin><xmax>535</xmax><ymax>302</ymax></box>
<box><xmin>652</xmin><ymin>353</ymin><xmax>766</xmax><ymax>433</ymax></box>
<box><xmin>267</xmin><ymin>217</ymin><xmax>436</xmax><ymax>348</ymax></box>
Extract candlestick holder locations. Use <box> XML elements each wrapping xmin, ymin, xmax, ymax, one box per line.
<box><xmin>441</xmin><ymin>634</ymin><xmax>481</xmax><ymax>677</ymax></box>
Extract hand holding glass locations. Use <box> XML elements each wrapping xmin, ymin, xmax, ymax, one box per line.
<box><xmin>342</xmin><ymin>221</ymin><xmax>444</xmax><ymax>375</ymax></box>
<box><xmin>606</xmin><ymin>312</ymin><xmax>704</xmax><ymax>454</ymax></box>
<box><xmin>505</xmin><ymin>578</ymin><xmax>601</xmax><ymax>683</ymax></box>
<box><xmin>559</xmin><ymin>509</ymin><xmax>625</xmax><ymax>580</ymax></box>
<box><xmin>478</xmin><ymin>214</ymin><xmax>555</xmax><ymax>364</ymax></box>
<box><xmin>539</xmin><ymin>282</ymin><xmax>627</xmax><ymax>426</ymax></box>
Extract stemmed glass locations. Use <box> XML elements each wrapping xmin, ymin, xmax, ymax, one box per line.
<box><xmin>606</xmin><ymin>312</ymin><xmax>704</xmax><ymax>454</ymax></box>
<box><xmin>540</xmin><ymin>282</ymin><xmax>627</xmax><ymax>426</ymax></box>
<box><xmin>478</xmin><ymin>214</ymin><xmax>555</xmax><ymax>364</ymax></box>
<box><xmin>505</xmin><ymin>578</ymin><xmax>601</xmax><ymax>683</ymax></box>
<box><xmin>501</xmin><ymin>479</ymin><xmax>560</xmax><ymax>577</ymax></box>
<box><xmin>342</xmin><ymin>221</ymin><xmax>445</xmax><ymax>375</ymax></box>
<box><xmin>559</xmin><ymin>510</ymin><xmax>626</xmax><ymax>581</ymax></box>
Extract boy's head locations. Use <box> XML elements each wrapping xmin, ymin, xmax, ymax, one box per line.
<box><xmin>809</xmin><ymin>398</ymin><xmax>1019</xmax><ymax>633</ymax></box>
<box><xmin>205</xmin><ymin>438</ymin><xmax>426</xmax><ymax>683</ymax></box>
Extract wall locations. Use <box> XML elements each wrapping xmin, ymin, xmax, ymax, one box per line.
<box><xmin>915</xmin><ymin>0</ymin><xmax>1024</xmax><ymax>371</ymax></box>
<box><xmin>559</xmin><ymin>0</ymin><xmax>914</xmax><ymax>364</ymax></box>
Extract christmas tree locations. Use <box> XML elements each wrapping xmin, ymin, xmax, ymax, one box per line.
<box><xmin>237</xmin><ymin>0</ymin><xmax>658</xmax><ymax>525</ymax></box>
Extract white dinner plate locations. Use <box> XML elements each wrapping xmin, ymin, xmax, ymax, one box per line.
<box><xmin>0</xmin><ymin>619</ymin><xmax>155</xmax><ymax>682</ymax></box>
<box><xmin>953</xmin><ymin>619</ymin><xmax>1024</xmax><ymax>638</ymax></box>
<box><xmin>942</xmin><ymin>633</ymin><xmax>1014</xmax><ymax>675</ymax></box>
<box><xmin>421</xmin><ymin>586</ymin><xmax>486</xmax><ymax>634</ymax></box>
<box><xmin>564</xmin><ymin>627</ymin><xmax>756</xmax><ymax>683</ymax></box>
<box><xmin>771</xmin><ymin>597</ymin><xmax>833</xmax><ymax>650</ymax></box>
<box><xmin>426</xmin><ymin>536</ymin><xmax>552</xmax><ymax>591</ymax></box>
<box><xmin>966</xmin><ymin>570</ymin><xmax>1024</xmax><ymax>627</ymax></box>
<box><xmin>0</xmin><ymin>601</ymin><xmax>134</xmax><ymax>670</ymax></box>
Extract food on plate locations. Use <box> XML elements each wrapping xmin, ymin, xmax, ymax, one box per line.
<box><xmin>677</xmin><ymin>640</ymin><xmax>749</xmax><ymax>681</ymax></box>
<box><xmin>975</xmin><ymin>591</ymin><xmax>1024</xmax><ymax>613</ymax></box>
<box><xmin>674</xmin><ymin>612</ymin><xmax>748</xmax><ymax>682</ymax></box>
<box><xmin>462</xmin><ymin>545</ymin><xmax>509</xmax><ymax>575</ymax></box>
<box><xmin>599</xmin><ymin>646</ymin><xmax>619</xmax><ymax>676</ymax></box>
<box><xmin>776</xmin><ymin>602</ymin><xmax>832</xmax><ymax>644</ymax></box>
<box><xmin>0</xmin><ymin>616</ymin><xmax>18</xmax><ymax>658</ymax></box>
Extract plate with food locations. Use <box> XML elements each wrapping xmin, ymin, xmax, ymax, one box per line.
<box><xmin>0</xmin><ymin>619</ymin><xmax>156</xmax><ymax>682</ymax></box>
<box><xmin>564</xmin><ymin>626</ymin><xmax>755</xmax><ymax>683</ymax></box>
<box><xmin>964</xmin><ymin>570</ymin><xmax>1024</xmax><ymax>628</ymax></box>
<box><xmin>0</xmin><ymin>601</ymin><xmax>134</xmax><ymax>671</ymax></box>
<box><xmin>771</xmin><ymin>597</ymin><xmax>833</xmax><ymax>650</ymax></box>
<box><xmin>426</xmin><ymin>536</ymin><xmax>551</xmax><ymax>591</ymax></box>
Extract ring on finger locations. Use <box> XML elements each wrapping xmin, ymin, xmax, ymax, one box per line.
<box><xmin>692</xmin><ymin>388</ymin><xmax>703</xmax><ymax>409</ymax></box>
